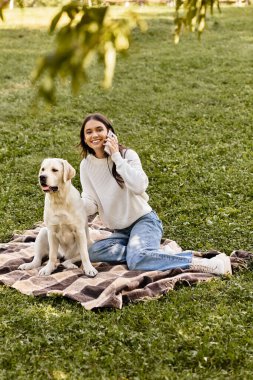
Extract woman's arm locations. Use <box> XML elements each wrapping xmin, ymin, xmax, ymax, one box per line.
<box><xmin>80</xmin><ymin>160</ymin><xmax>98</xmax><ymax>216</ymax></box>
<box><xmin>111</xmin><ymin>150</ymin><xmax>149</xmax><ymax>194</ymax></box>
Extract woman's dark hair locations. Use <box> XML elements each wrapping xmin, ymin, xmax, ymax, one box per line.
<box><xmin>79</xmin><ymin>113</ymin><xmax>126</xmax><ymax>188</ymax></box>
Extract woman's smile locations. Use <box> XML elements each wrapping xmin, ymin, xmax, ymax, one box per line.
<box><xmin>91</xmin><ymin>138</ymin><xmax>102</xmax><ymax>144</ymax></box>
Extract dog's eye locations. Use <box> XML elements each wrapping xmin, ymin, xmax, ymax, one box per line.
<box><xmin>52</xmin><ymin>168</ymin><xmax>59</xmax><ymax>173</ymax></box>
<box><xmin>41</xmin><ymin>168</ymin><xmax>45</xmax><ymax>171</ymax></box>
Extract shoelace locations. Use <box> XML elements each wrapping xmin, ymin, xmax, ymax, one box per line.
<box><xmin>190</xmin><ymin>262</ymin><xmax>221</xmax><ymax>273</ymax></box>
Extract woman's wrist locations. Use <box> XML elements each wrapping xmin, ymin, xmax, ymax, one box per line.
<box><xmin>111</xmin><ymin>152</ymin><xmax>122</xmax><ymax>163</ymax></box>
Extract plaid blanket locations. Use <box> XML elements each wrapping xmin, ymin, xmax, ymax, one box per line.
<box><xmin>0</xmin><ymin>219</ymin><xmax>252</xmax><ymax>310</ymax></box>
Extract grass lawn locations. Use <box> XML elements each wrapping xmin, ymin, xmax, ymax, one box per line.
<box><xmin>1</xmin><ymin>4</ymin><xmax>253</xmax><ymax>379</ymax></box>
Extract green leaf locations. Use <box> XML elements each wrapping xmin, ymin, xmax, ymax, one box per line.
<box><xmin>49</xmin><ymin>11</ymin><xmax>63</xmax><ymax>34</ymax></box>
<box><xmin>103</xmin><ymin>41</ymin><xmax>116</xmax><ymax>89</ymax></box>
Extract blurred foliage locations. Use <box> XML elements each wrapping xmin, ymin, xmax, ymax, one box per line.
<box><xmin>174</xmin><ymin>0</ymin><xmax>220</xmax><ymax>43</ymax></box>
<box><xmin>31</xmin><ymin>1</ymin><xmax>146</xmax><ymax>103</ymax></box>
<box><xmin>0</xmin><ymin>0</ymin><xmax>222</xmax><ymax>102</ymax></box>
<box><xmin>23</xmin><ymin>0</ymin><xmax>65</xmax><ymax>6</ymax></box>
<box><xmin>0</xmin><ymin>0</ymin><xmax>23</xmax><ymax>20</ymax></box>
<box><xmin>0</xmin><ymin>0</ymin><xmax>65</xmax><ymax>9</ymax></box>
<box><xmin>0</xmin><ymin>0</ymin><xmax>7</xmax><ymax>21</ymax></box>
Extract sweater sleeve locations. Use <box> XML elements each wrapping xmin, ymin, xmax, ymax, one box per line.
<box><xmin>80</xmin><ymin>160</ymin><xmax>98</xmax><ymax>216</ymax></box>
<box><xmin>111</xmin><ymin>150</ymin><xmax>149</xmax><ymax>194</ymax></box>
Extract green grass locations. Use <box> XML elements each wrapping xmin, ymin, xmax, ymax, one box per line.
<box><xmin>1</xmin><ymin>5</ymin><xmax>253</xmax><ymax>379</ymax></box>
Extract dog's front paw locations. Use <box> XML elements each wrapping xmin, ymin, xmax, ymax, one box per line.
<box><xmin>83</xmin><ymin>265</ymin><xmax>98</xmax><ymax>278</ymax></box>
<box><xmin>39</xmin><ymin>263</ymin><xmax>56</xmax><ymax>276</ymax></box>
<box><xmin>62</xmin><ymin>260</ymin><xmax>78</xmax><ymax>270</ymax></box>
<box><xmin>18</xmin><ymin>262</ymin><xmax>40</xmax><ymax>270</ymax></box>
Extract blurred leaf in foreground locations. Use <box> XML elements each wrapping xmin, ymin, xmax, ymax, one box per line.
<box><xmin>0</xmin><ymin>0</ymin><xmax>23</xmax><ymax>20</ymax></box>
<box><xmin>31</xmin><ymin>1</ymin><xmax>146</xmax><ymax>104</ymax></box>
<box><xmin>0</xmin><ymin>0</ymin><xmax>10</xmax><ymax>20</ymax></box>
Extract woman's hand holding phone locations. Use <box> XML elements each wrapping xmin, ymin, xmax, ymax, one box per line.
<box><xmin>104</xmin><ymin>130</ymin><xmax>119</xmax><ymax>155</ymax></box>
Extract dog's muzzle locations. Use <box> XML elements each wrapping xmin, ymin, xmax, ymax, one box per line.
<box><xmin>39</xmin><ymin>175</ymin><xmax>58</xmax><ymax>192</ymax></box>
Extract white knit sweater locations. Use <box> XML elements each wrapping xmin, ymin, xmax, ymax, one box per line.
<box><xmin>80</xmin><ymin>149</ymin><xmax>152</xmax><ymax>229</ymax></box>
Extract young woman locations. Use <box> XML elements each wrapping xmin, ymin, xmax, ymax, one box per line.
<box><xmin>79</xmin><ymin>113</ymin><xmax>232</xmax><ymax>275</ymax></box>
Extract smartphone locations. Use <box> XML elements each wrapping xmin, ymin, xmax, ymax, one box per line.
<box><xmin>104</xmin><ymin>130</ymin><xmax>116</xmax><ymax>155</ymax></box>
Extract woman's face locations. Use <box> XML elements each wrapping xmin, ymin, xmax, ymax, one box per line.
<box><xmin>84</xmin><ymin>119</ymin><xmax>108</xmax><ymax>156</ymax></box>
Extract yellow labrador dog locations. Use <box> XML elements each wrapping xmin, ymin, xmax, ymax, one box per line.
<box><xmin>19</xmin><ymin>158</ymin><xmax>97</xmax><ymax>277</ymax></box>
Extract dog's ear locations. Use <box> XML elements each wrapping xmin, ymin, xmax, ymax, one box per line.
<box><xmin>62</xmin><ymin>160</ymin><xmax>76</xmax><ymax>182</ymax></box>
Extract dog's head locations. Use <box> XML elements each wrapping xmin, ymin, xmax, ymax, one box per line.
<box><xmin>39</xmin><ymin>158</ymin><xmax>76</xmax><ymax>193</ymax></box>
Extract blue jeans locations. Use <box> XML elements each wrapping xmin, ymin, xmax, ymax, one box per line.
<box><xmin>88</xmin><ymin>211</ymin><xmax>193</xmax><ymax>271</ymax></box>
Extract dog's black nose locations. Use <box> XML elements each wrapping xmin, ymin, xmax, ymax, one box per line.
<box><xmin>39</xmin><ymin>175</ymin><xmax>47</xmax><ymax>184</ymax></box>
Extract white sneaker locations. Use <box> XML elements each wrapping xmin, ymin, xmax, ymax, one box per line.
<box><xmin>162</xmin><ymin>240</ymin><xmax>183</xmax><ymax>254</ymax></box>
<box><xmin>162</xmin><ymin>245</ymin><xmax>177</xmax><ymax>255</ymax></box>
<box><xmin>215</xmin><ymin>253</ymin><xmax>232</xmax><ymax>275</ymax></box>
<box><xmin>190</xmin><ymin>254</ymin><xmax>232</xmax><ymax>275</ymax></box>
